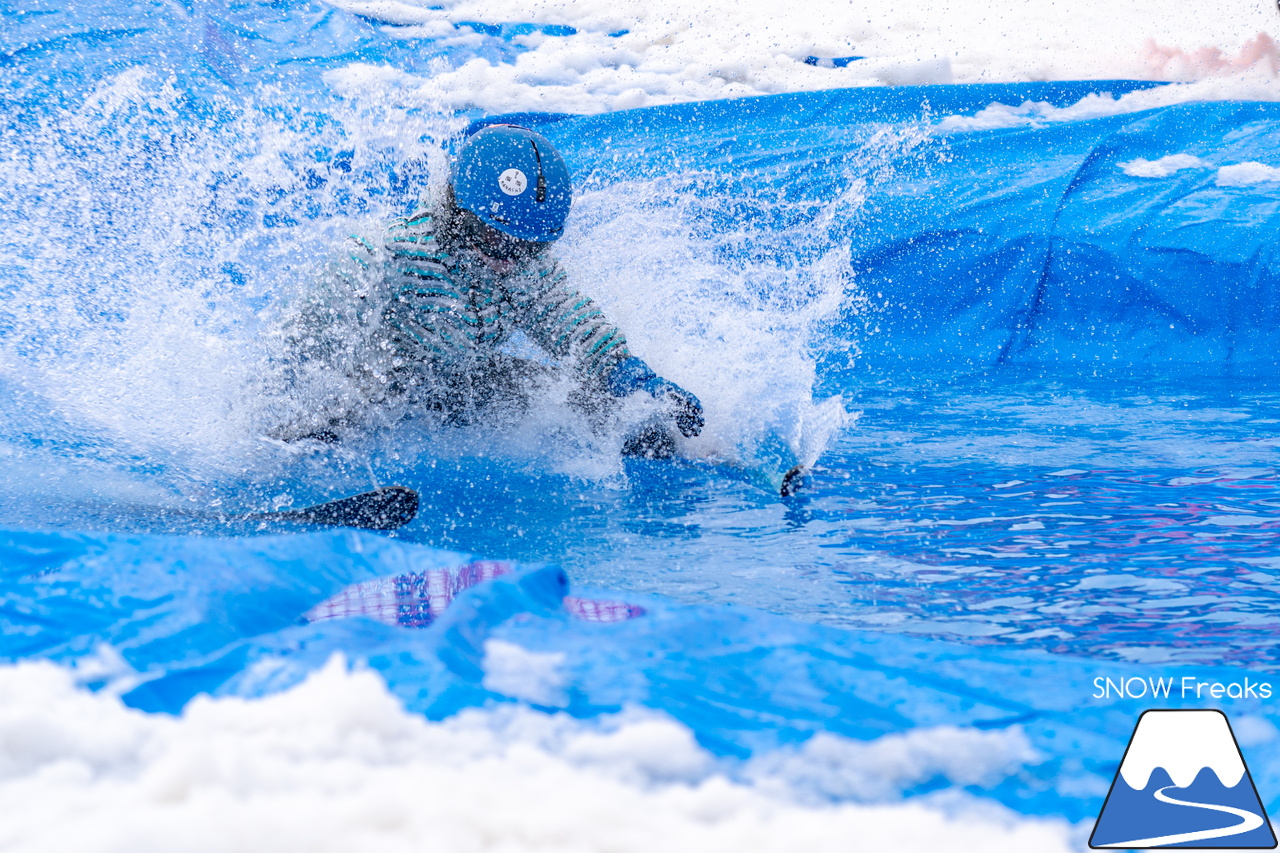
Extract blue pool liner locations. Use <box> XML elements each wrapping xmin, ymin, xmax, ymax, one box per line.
<box><xmin>530</xmin><ymin>85</ymin><xmax>1280</xmax><ymax>373</ymax></box>
<box><xmin>3</xmin><ymin>525</ymin><xmax>1276</xmax><ymax>822</ymax></box>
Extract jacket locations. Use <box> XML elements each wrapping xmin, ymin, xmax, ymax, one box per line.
<box><xmin>326</xmin><ymin>204</ymin><xmax>632</xmax><ymax>383</ymax></box>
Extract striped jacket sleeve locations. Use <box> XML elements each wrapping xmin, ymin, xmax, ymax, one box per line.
<box><xmin>513</xmin><ymin>262</ymin><xmax>632</xmax><ymax>380</ymax></box>
<box><xmin>378</xmin><ymin>209</ymin><xmax>469</xmax><ymax>364</ymax></box>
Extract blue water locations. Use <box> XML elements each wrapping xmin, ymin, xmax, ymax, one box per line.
<box><xmin>4</xmin><ymin>0</ymin><xmax>1280</xmax><ymax>827</ymax></box>
<box><xmin>384</xmin><ymin>371</ymin><xmax>1280</xmax><ymax>671</ymax></box>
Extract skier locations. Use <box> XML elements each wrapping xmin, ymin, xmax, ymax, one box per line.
<box><xmin>280</xmin><ymin>124</ymin><xmax>703</xmax><ymax>456</ymax></box>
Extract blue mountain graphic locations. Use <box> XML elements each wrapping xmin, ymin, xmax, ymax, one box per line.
<box><xmin>1092</xmin><ymin>766</ymin><xmax>1276</xmax><ymax>848</ymax></box>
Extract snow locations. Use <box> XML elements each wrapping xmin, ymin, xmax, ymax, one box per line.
<box><xmin>480</xmin><ymin>639</ymin><xmax>569</xmax><ymax>707</ymax></box>
<box><xmin>1215</xmin><ymin>160</ymin><xmax>1280</xmax><ymax>186</ymax></box>
<box><xmin>323</xmin><ymin>0</ymin><xmax>1280</xmax><ymax>114</ymax></box>
<box><xmin>744</xmin><ymin>727</ymin><xmax>1042</xmax><ymax>803</ymax></box>
<box><xmin>933</xmin><ymin>76</ymin><xmax>1280</xmax><ymax>132</ymax></box>
<box><xmin>0</xmin><ymin>657</ymin><xmax>1077</xmax><ymax>853</ymax></box>
<box><xmin>1118</xmin><ymin>154</ymin><xmax>1211</xmax><ymax>178</ymax></box>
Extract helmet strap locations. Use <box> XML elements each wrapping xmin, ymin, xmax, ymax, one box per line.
<box><xmin>530</xmin><ymin>140</ymin><xmax>548</xmax><ymax>203</ymax></box>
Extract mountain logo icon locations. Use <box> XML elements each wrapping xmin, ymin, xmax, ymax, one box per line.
<box><xmin>1091</xmin><ymin>709</ymin><xmax>1277</xmax><ymax>849</ymax></box>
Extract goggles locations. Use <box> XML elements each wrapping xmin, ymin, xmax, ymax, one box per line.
<box><xmin>453</xmin><ymin>209</ymin><xmax>550</xmax><ymax>263</ymax></box>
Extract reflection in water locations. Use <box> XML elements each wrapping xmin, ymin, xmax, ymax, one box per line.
<box><xmin>527</xmin><ymin>372</ymin><xmax>1280</xmax><ymax>672</ymax></box>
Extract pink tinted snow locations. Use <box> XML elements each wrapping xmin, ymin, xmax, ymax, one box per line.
<box><xmin>1143</xmin><ymin>32</ymin><xmax>1280</xmax><ymax>79</ymax></box>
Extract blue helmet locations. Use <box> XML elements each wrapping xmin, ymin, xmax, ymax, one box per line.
<box><xmin>450</xmin><ymin>125</ymin><xmax>572</xmax><ymax>243</ymax></box>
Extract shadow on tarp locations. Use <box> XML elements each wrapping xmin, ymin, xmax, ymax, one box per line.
<box><xmin>2</xmin><ymin>524</ymin><xmax>1276</xmax><ymax>821</ymax></box>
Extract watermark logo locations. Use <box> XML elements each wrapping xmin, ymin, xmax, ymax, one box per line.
<box><xmin>1093</xmin><ymin>676</ymin><xmax>1272</xmax><ymax>701</ymax></box>
<box><xmin>1090</xmin><ymin>709</ymin><xmax>1276</xmax><ymax>849</ymax></box>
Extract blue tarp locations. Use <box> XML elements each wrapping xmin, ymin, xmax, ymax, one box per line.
<box><xmin>537</xmin><ymin>85</ymin><xmax>1280</xmax><ymax>372</ymax></box>
<box><xmin>4</xmin><ymin>524</ymin><xmax>1275</xmax><ymax>821</ymax></box>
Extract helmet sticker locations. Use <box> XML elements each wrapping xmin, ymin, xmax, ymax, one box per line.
<box><xmin>498</xmin><ymin>168</ymin><xmax>528</xmax><ymax>196</ymax></box>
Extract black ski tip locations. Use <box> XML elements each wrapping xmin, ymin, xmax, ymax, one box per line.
<box><xmin>278</xmin><ymin>486</ymin><xmax>420</xmax><ymax>531</ymax></box>
<box><xmin>779</xmin><ymin>465</ymin><xmax>809</xmax><ymax>497</ymax></box>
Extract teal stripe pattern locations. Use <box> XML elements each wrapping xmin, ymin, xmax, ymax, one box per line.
<box><xmin>326</xmin><ymin>204</ymin><xmax>632</xmax><ymax>380</ymax></box>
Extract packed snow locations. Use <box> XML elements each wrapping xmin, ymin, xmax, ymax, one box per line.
<box><xmin>324</xmin><ymin>0</ymin><xmax>1280</xmax><ymax>114</ymax></box>
<box><xmin>0</xmin><ymin>657</ymin><xmax>1077</xmax><ymax>853</ymax></box>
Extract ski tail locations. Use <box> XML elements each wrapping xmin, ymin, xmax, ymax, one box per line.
<box><xmin>749</xmin><ymin>430</ymin><xmax>810</xmax><ymax>496</ymax></box>
<box><xmin>254</xmin><ymin>486</ymin><xmax>419</xmax><ymax>531</ymax></box>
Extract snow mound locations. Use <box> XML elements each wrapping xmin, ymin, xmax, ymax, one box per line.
<box><xmin>0</xmin><ymin>657</ymin><xmax>1075</xmax><ymax>853</ymax></box>
<box><xmin>324</xmin><ymin>0</ymin><xmax>1280</xmax><ymax>114</ymax></box>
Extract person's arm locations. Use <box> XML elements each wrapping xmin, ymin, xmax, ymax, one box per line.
<box><xmin>378</xmin><ymin>208</ymin><xmax>468</xmax><ymax>363</ymax></box>
<box><xmin>604</xmin><ymin>354</ymin><xmax>704</xmax><ymax>438</ymax></box>
<box><xmin>517</xmin><ymin>264</ymin><xmax>704</xmax><ymax>437</ymax></box>
<box><xmin>516</xmin><ymin>263</ymin><xmax>631</xmax><ymax>378</ymax></box>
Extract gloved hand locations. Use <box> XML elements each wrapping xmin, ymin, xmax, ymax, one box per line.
<box><xmin>606</xmin><ymin>356</ymin><xmax>704</xmax><ymax>438</ymax></box>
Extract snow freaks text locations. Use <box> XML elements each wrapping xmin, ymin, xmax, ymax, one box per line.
<box><xmin>1092</xmin><ymin>677</ymin><xmax>1273</xmax><ymax>701</ymax></box>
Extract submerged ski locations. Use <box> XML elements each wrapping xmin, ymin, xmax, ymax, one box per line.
<box><xmin>779</xmin><ymin>464</ymin><xmax>809</xmax><ymax>497</ymax></box>
<box><xmin>747</xmin><ymin>430</ymin><xmax>812</xmax><ymax>497</ymax></box>
<box><xmin>248</xmin><ymin>486</ymin><xmax>419</xmax><ymax>531</ymax></box>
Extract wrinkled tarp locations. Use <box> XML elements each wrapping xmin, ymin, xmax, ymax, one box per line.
<box><xmin>538</xmin><ymin>84</ymin><xmax>1280</xmax><ymax>371</ymax></box>
<box><xmin>2</xmin><ymin>525</ymin><xmax>1275</xmax><ymax>820</ymax></box>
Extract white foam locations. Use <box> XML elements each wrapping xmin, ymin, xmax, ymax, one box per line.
<box><xmin>0</xmin><ymin>657</ymin><xmax>1075</xmax><ymax>852</ymax></box>
<box><xmin>324</xmin><ymin>0</ymin><xmax>1280</xmax><ymax>114</ymax></box>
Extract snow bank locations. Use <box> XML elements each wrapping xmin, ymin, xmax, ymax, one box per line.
<box><xmin>1215</xmin><ymin>160</ymin><xmax>1280</xmax><ymax>186</ymax></box>
<box><xmin>934</xmin><ymin>73</ymin><xmax>1280</xmax><ymax>131</ymax></box>
<box><xmin>1118</xmin><ymin>153</ymin><xmax>1210</xmax><ymax>178</ymax></box>
<box><xmin>324</xmin><ymin>0</ymin><xmax>1280</xmax><ymax>113</ymax></box>
<box><xmin>0</xmin><ymin>657</ymin><xmax>1076</xmax><ymax>853</ymax></box>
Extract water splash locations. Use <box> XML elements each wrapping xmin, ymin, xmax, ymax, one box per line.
<box><xmin>0</xmin><ymin>66</ymin><xmax>459</xmax><ymax>510</ymax></box>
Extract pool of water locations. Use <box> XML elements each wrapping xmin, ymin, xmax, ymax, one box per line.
<box><xmin>387</xmin><ymin>370</ymin><xmax>1280</xmax><ymax>671</ymax></box>
<box><xmin>7</xmin><ymin>368</ymin><xmax>1279</xmax><ymax>674</ymax></box>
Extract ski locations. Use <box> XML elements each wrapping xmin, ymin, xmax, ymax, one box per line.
<box><xmin>748</xmin><ymin>430</ymin><xmax>811</xmax><ymax>497</ymax></box>
<box><xmin>779</xmin><ymin>464</ymin><xmax>809</xmax><ymax>497</ymax></box>
<box><xmin>248</xmin><ymin>486</ymin><xmax>420</xmax><ymax>531</ymax></box>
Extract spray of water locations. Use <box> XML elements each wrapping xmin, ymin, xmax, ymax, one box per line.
<box><xmin>555</xmin><ymin>173</ymin><xmax>859</xmax><ymax>472</ymax></box>
<box><xmin>0</xmin><ymin>66</ymin><xmax>458</xmax><ymax>511</ymax></box>
<box><xmin>0</xmin><ymin>61</ymin><xmax>929</xmax><ymax>518</ymax></box>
